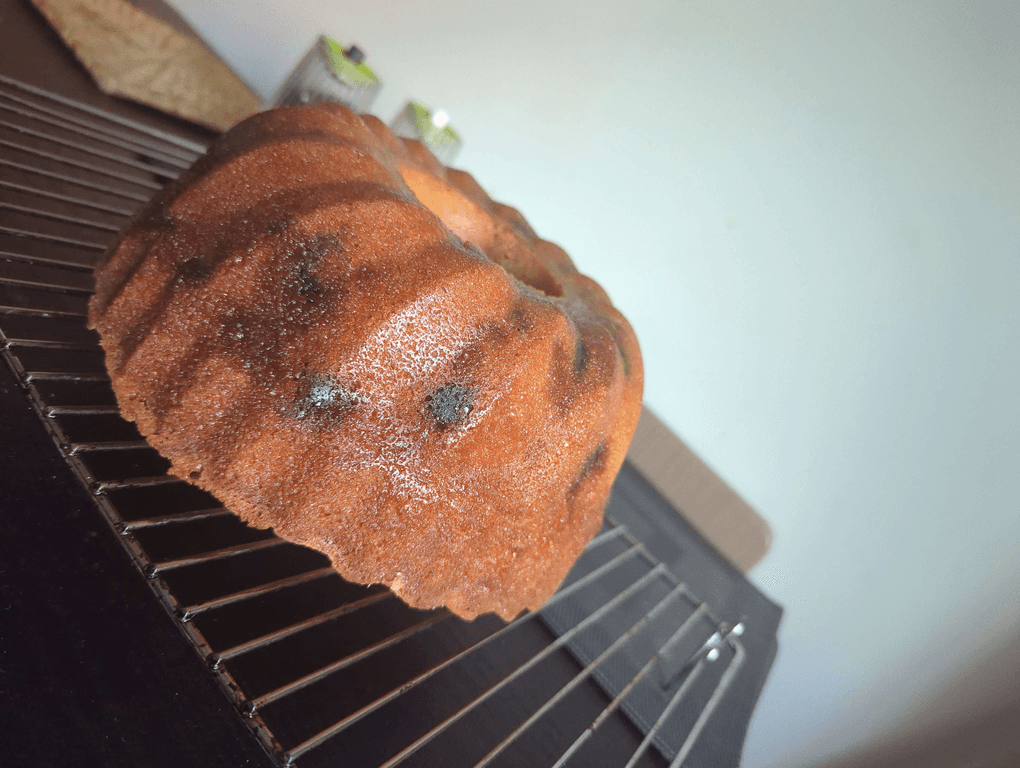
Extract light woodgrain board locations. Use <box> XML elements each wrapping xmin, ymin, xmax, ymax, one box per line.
<box><xmin>627</xmin><ymin>407</ymin><xmax>772</xmax><ymax>572</ymax></box>
<box><xmin>30</xmin><ymin>0</ymin><xmax>260</xmax><ymax>131</ymax></box>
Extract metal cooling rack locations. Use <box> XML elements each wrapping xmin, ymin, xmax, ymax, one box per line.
<box><xmin>0</xmin><ymin>76</ymin><xmax>750</xmax><ymax>768</ymax></box>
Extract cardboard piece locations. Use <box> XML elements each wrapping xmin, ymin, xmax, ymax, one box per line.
<box><xmin>30</xmin><ymin>0</ymin><xmax>260</xmax><ymax>131</ymax></box>
<box><xmin>627</xmin><ymin>407</ymin><xmax>772</xmax><ymax>572</ymax></box>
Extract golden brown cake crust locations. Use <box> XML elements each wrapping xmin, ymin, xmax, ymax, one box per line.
<box><xmin>88</xmin><ymin>103</ymin><xmax>643</xmax><ymax>620</ymax></box>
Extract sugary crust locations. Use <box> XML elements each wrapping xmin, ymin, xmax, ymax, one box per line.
<box><xmin>88</xmin><ymin>103</ymin><xmax>643</xmax><ymax>620</ymax></box>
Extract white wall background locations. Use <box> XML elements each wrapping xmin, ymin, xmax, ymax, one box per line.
<box><xmin>166</xmin><ymin>1</ymin><xmax>1020</xmax><ymax>765</ymax></box>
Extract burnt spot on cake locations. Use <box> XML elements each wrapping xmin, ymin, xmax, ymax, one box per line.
<box><xmin>293</xmin><ymin>235</ymin><xmax>344</xmax><ymax>298</ymax></box>
<box><xmin>546</xmin><ymin>335</ymin><xmax>591</xmax><ymax>418</ymax></box>
<box><xmin>509</xmin><ymin>303</ymin><xmax>533</xmax><ymax>334</ymax></box>
<box><xmin>297</xmin><ymin>233</ymin><xmax>342</xmax><ymax>293</ymax></box>
<box><xmin>580</xmin><ymin>442</ymin><xmax>607</xmax><ymax>478</ymax></box>
<box><xmin>265</xmin><ymin>217</ymin><xmax>297</xmax><ymax>236</ymax></box>
<box><xmin>606</xmin><ymin>322</ymin><xmax>632</xmax><ymax>378</ymax></box>
<box><xmin>573</xmin><ymin>337</ymin><xmax>589</xmax><ymax>375</ymax></box>
<box><xmin>568</xmin><ymin>442</ymin><xmax>608</xmax><ymax>502</ymax></box>
<box><xmin>426</xmin><ymin>383</ymin><xmax>473</xmax><ymax>428</ymax></box>
<box><xmin>176</xmin><ymin>255</ymin><xmax>214</xmax><ymax>284</ymax></box>
<box><xmin>301</xmin><ymin>234</ymin><xmax>342</xmax><ymax>266</ymax></box>
<box><xmin>294</xmin><ymin>374</ymin><xmax>359</xmax><ymax>420</ymax></box>
<box><xmin>296</xmin><ymin>264</ymin><xmax>322</xmax><ymax>297</ymax></box>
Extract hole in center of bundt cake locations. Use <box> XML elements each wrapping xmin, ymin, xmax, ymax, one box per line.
<box><xmin>426</xmin><ymin>383</ymin><xmax>473</xmax><ymax>427</ymax></box>
<box><xmin>397</xmin><ymin>165</ymin><xmax>564</xmax><ymax>299</ymax></box>
<box><xmin>512</xmin><ymin>267</ymin><xmax>563</xmax><ymax>298</ymax></box>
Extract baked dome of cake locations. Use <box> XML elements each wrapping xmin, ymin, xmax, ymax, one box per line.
<box><xmin>88</xmin><ymin>103</ymin><xmax>643</xmax><ymax>620</ymax></box>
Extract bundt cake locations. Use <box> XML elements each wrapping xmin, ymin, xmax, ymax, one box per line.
<box><xmin>88</xmin><ymin>103</ymin><xmax>643</xmax><ymax>620</ymax></box>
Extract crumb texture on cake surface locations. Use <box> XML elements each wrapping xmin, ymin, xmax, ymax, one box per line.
<box><xmin>89</xmin><ymin>103</ymin><xmax>643</xmax><ymax>620</ymax></box>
